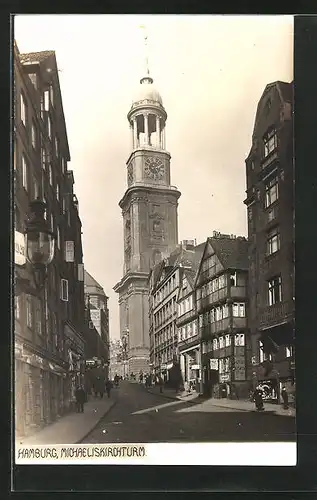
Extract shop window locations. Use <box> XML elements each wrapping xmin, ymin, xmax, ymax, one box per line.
<box><xmin>267</xmin><ymin>227</ymin><xmax>280</xmax><ymax>255</ymax></box>
<box><xmin>265</xmin><ymin>176</ymin><xmax>278</xmax><ymax>208</ymax></box>
<box><xmin>268</xmin><ymin>276</ymin><xmax>282</xmax><ymax>305</ymax></box>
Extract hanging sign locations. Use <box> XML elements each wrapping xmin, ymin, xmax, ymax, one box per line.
<box><xmin>15</xmin><ymin>231</ymin><xmax>26</xmax><ymax>266</ymax></box>
<box><xmin>65</xmin><ymin>241</ymin><xmax>74</xmax><ymax>262</ymax></box>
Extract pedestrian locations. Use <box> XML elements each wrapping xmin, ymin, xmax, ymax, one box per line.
<box><xmin>281</xmin><ymin>386</ymin><xmax>289</xmax><ymax>409</ymax></box>
<box><xmin>75</xmin><ymin>385</ymin><xmax>86</xmax><ymax>413</ymax></box>
<box><xmin>158</xmin><ymin>375</ymin><xmax>163</xmax><ymax>393</ymax></box>
<box><xmin>253</xmin><ymin>386</ymin><xmax>264</xmax><ymax>411</ymax></box>
<box><xmin>105</xmin><ymin>379</ymin><xmax>112</xmax><ymax>398</ymax></box>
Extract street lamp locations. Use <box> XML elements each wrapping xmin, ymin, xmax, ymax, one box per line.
<box><xmin>25</xmin><ymin>199</ymin><xmax>55</xmax><ymax>288</ymax></box>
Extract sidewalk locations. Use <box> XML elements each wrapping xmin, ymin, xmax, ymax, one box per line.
<box><xmin>146</xmin><ymin>385</ymin><xmax>296</xmax><ymax>417</ymax></box>
<box><xmin>16</xmin><ymin>394</ymin><xmax>117</xmax><ymax>446</ymax></box>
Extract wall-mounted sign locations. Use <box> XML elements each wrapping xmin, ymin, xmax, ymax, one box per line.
<box><xmin>65</xmin><ymin>241</ymin><xmax>74</xmax><ymax>262</ymax></box>
<box><xmin>15</xmin><ymin>231</ymin><xmax>26</xmax><ymax>266</ymax></box>
<box><xmin>191</xmin><ymin>364</ymin><xmax>200</xmax><ymax>370</ymax></box>
<box><xmin>210</xmin><ymin>359</ymin><xmax>219</xmax><ymax>370</ymax></box>
<box><xmin>219</xmin><ymin>373</ymin><xmax>231</xmax><ymax>382</ymax></box>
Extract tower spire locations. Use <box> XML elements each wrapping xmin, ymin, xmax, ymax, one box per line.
<box><xmin>139</xmin><ymin>25</ymin><xmax>153</xmax><ymax>84</ymax></box>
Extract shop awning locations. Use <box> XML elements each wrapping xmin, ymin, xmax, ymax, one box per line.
<box><xmin>259</xmin><ymin>322</ymin><xmax>293</xmax><ymax>353</ymax></box>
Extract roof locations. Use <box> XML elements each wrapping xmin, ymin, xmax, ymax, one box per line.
<box><xmin>84</xmin><ymin>270</ymin><xmax>107</xmax><ymax>297</ymax></box>
<box><xmin>208</xmin><ymin>236</ymin><xmax>249</xmax><ymax>271</ymax></box>
<box><xmin>19</xmin><ymin>50</ymin><xmax>55</xmax><ymax>64</ymax></box>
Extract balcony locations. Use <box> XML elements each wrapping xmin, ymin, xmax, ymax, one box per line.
<box><xmin>259</xmin><ymin>300</ymin><xmax>294</xmax><ymax>330</ymax></box>
<box><xmin>258</xmin><ymin>151</ymin><xmax>278</xmax><ymax>180</ymax></box>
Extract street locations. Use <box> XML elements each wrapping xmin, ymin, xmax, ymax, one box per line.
<box><xmin>81</xmin><ymin>381</ymin><xmax>296</xmax><ymax>444</ymax></box>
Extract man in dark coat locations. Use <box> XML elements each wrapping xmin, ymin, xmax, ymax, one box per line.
<box><xmin>281</xmin><ymin>387</ymin><xmax>289</xmax><ymax>409</ymax></box>
<box><xmin>75</xmin><ymin>385</ymin><xmax>86</xmax><ymax>413</ymax></box>
<box><xmin>105</xmin><ymin>379</ymin><xmax>112</xmax><ymax>398</ymax></box>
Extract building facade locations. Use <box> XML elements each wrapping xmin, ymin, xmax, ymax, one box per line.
<box><xmin>14</xmin><ymin>43</ymin><xmax>85</xmax><ymax>437</ymax></box>
<box><xmin>109</xmin><ymin>339</ymin><xmax>125</xmax><ymax>380</ymax></box>
<box><xmin>196</xmin><ymin>233</ymin><xmax>250</xmax><ymax>399</ymax></box>
<box><xmin>114</xmin><ymin>67</ymin><xmax>181</xmax><ymax>374</ymax></box>
<box><xmin>149</xmin><ymin>241</ymin><xmax>203</xmax><ymax>383</ymax></box>
<box><xmin>244</xmin><ymin>81</ymin><xmax>295</xmax><ymax>403</ymax></box>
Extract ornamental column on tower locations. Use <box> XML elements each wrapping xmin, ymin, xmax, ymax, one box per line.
<box><xmin>113</xmin><ymin>67</ymin><xmax>181</xmax><ymax>375</ymax></box>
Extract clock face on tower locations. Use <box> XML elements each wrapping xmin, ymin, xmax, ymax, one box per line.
<box><xmin>144</xmin><ymin>157</ymin><xmax>164</xmax><ymax>180</ymax></box>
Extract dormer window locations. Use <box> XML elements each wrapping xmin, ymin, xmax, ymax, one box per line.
<box><xmin>263</xmin><ymin>128</ymin><xmax>277</xmax><ymax>157</ymax></box>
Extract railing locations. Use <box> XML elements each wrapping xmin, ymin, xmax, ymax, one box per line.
<box><xmin>259</xmin><ymin>300</ymin><xmax>294</xmax><ymax>330</ymax></box>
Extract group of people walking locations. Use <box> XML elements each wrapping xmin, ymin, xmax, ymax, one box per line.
<box><xmin>75</xmin><ymin>379</ymin><xmax>114</xmax><ymax>413</ymax></box>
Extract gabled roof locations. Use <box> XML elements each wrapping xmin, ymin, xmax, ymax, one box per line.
<box><xmin>209</xmin><ymin>236</ymin><xmax>249</xmax><ymax>271</ymax></box>
<box><xmin>84</xmin><ymin>270</ymin><xmax>107</xmax><ymax>297</ymax></box>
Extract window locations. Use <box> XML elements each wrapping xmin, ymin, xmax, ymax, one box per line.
<box><xmin>225</xmin><ymin>334</ymin><xmax>231</xmax><ymax>347</ymax></box>
<box><xmin>15</xmin><ymin>295</ymin><xmax>21</xmax><ymax>320</ymax></box>
<box><xmin>268</xmin><ymin>276</ymin><xmax>282</xmax><ymax>305</ymax></box>
<box><xmin>60</xmin><ymin>278</ymin><xmax>68</xmax><ymax>301</ymax></box>
<box><xmin>20</xmin><ymin>92</ymin><xmax>27</xmax><ymax>125</ymax></box>
<box><xmin>286</xmin><ymin>346</ymin><xmax>293</xmax><ymax>358</ymax></box>
<box><xmin>44</xmin><ymin>90</ymin><xmax>50</xmax><ymax>111</ymax></box>
<box><xmin>50</xmin><ymin>214</ymin><xmax>54</xmax><ymax>232</ymax></box>
<box><xmin>57</xmin><ymin>227</ymin><xmax>61</xmax><ymax>249</ymax></box>
<box><xmin>48</xmin><ymin>164</ymin><xmax>53</xmax><ymax>186</ymax></box>
<box><xmin>56</xmin><ymin>183</ymin><xmax>60</xmax><ymax>201</ymax></box>
<box><xmin>29</xmin><ymin>73</ymin><xmax>37</xmax><ymax>89</ymax></box>
<box><xmin>219</xmin><ymin>336</ymin><xmax>224</xmax><ymax>348</ymax></box>
<box><xmin>62</xmin><ymin>158</ymin><xmax>67</xmax><ymax>174</ymax></box>
<box><xmin>50</xmin><ymin>85</ymin><xmax>54</xmax><ymax>107</ymax></box>
<box><xmin>31</xmin><ymin>121</ymin><xmax>37</xmax><ymax>149</ymax></box>
<box><xmin>48</xmin><ymin>114</ymin><xmax>52</xmax><ymax>139</ymax></box>
<box><xmin>55</xmin><ymin>137</ymin><xmax>59</xmax><ymax>157</ymax></box>
<box><xmin>26</xmin><ymin>294</ymin><xmax>33</xmax><ymax>328</ymax></box>
<box><xmin>33</xmin><ymin>176</ymin><xmax>39</xmax><ymax>199</ymax></box>
<box><xmin>265</xmin><ymin>176</ymin><xmax>278</xmax><ymax>207</ymax></box>
<box><xmin>22</xmin><ymin>154</ymin><xmax>28</xmax><ymax>190</ymax></box>
<box><xmin>263</xmin><ymin>128</ymin><xmax>277</xmax><ymax>157</ymax></box>
<box><xmin>218</xmin><ymin>275</ymin><xmax>225</xmax><ymax>289</ymax></box>
<box><xmin>43</xmin><ymin>197</ymin><xmax>47</xmax><ymax>220</ymax></box>
<box><xmin>210</xmin><ymin>308</ymin><xmax>215</xmax><ymax>323</ymax></box>
<box><xmin>213</xmin><ymin>338</ymin><xmax>219</xmax><ymax>350</ymax></box>
<box><xmin>234</xmin><ymin>333</ymin><xmax>245</xmax><ymax>346</ymax></box>
<box><xmin>267</xmin><ymin>205</ymin><xmax>277</xmax><ymax>223</ymax></box>
<box><xmin>259</xmin><ymin>341</ymin><xmax>272</xmax><ymax>363</ymax></box>
<box><xmin>223</xmin><ymin>304</ymin><xmax>229</xmax><ymax>318</ymax></box>
<box><xmin>35</xmin><ymin>300</ymin><xmax>42</xmax><ymax>335</ymax></box>
<box><xmin>215</xmin><ymin>306</ymin><xmax>223</xmax><ymax>322</ymax></box>
<box><xmin>267</xmin><ymin>227</ymin><xmax>280</xmax><ymax>255</ymax></box>
<box><xmin>233</xmin><ymin>302</ymin><xmax>245</xmax><ymax>317</ymax></box>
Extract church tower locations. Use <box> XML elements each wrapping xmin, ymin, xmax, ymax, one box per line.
<box><xmin>113</xmin><ymin>30</ymin><xmax>181</xmax><ymax>374</ymax></box>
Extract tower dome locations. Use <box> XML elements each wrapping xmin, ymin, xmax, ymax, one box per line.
<box><xmin>132</xmin><ymin>75</ymin><xmax>163</xmax><ymax>107</ymax></box>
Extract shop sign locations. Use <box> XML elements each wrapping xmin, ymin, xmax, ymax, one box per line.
<box><xmin>166</xmin><ymin>362</ymin><xmax>173</xmax><ymax>369</ymax></box>
<box><xmin>90</xmin><ymin>310</ymin><xmax>101</xmax><ymax>322</ymax></box>
<box><xmin>191</xmin><ymin>364</ymin><xmax>200</xmax><ymax>370</ymax></box>
<box><xmin>65</xmin><ymin>241</ymin><xmax>74</xmax><ymax>262</ymax></box>
<box><xmin>210</xmin><ymin>359</ymin><xmax>218</xmax><ymax>370</ymax></box>
<box><xmin>219</xmin><ymin>373</ymin><xmax>231</xmax><ymax>382</ymax></box>
<box><xmin>15</xmin><ymin>231</ymin><xmax>26</xmax><ymax>266</ymax></box>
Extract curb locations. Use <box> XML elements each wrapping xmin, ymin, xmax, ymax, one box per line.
<box><xmin>76</xmin><ymin>399</ymin><xmax>117</xmax><ymax>444</ymax></box>
<box><xmin>146</xmin><ymin>388</ymin><xmax>199</xmax><ymax>405</ymax></box>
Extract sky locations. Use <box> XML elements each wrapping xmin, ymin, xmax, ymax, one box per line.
<box><xmin>14</xmin><ymin>14</ymin><xmax>293</xmax><ymax>340</ymax></box>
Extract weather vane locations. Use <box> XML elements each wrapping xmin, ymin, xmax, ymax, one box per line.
<box><xmin>139</xmin><ymin>24</ymin><xmax>150</xmax><ymax>76</ymax></box>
